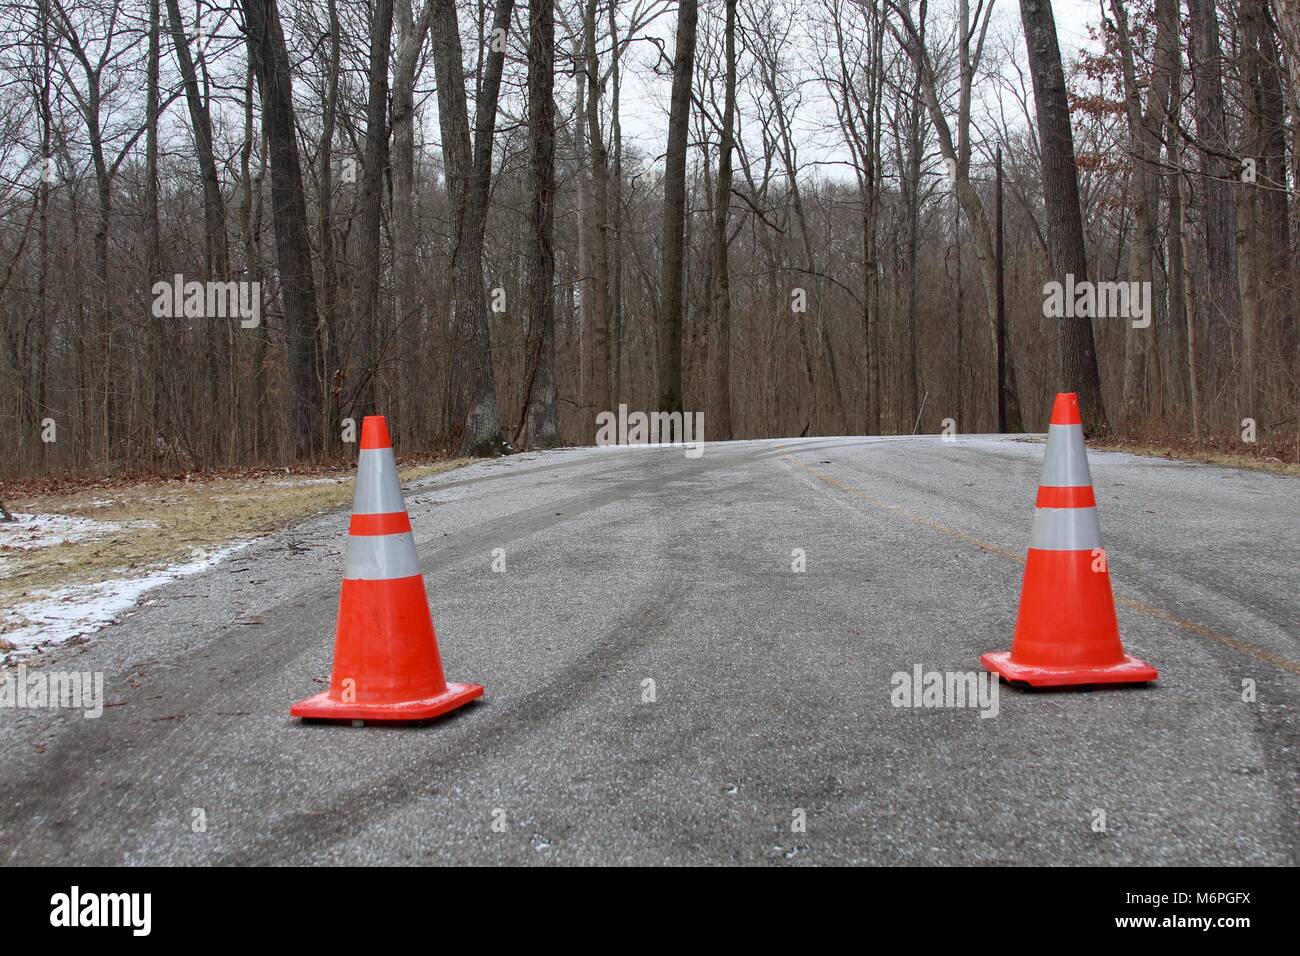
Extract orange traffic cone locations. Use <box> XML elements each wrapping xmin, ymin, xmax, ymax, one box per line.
<box><xmin>982</xmin><ymin>393</ymin><xmax>1157</xmax><ymax>688</ymax></box>
<box><xmin>291</xmin><ymin>416</ymin><xmax>483</xmax><ymax>722</ymax></box>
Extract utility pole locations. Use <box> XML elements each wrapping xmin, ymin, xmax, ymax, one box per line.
<box><xmin>995</xmin><ymin>146</ymin><xmax>1007</xmax><ymax>434</ymax></box>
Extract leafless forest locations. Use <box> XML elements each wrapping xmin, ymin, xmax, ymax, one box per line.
<box><xmin>0</xmin><ymin>0</ymin><xmax>1297</xmax><ymax>477</ymax></box>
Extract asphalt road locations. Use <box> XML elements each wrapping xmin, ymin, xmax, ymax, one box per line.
<box><xmin>2</xmin><ymin>436</ymin><xmax>1296</xmax><ymax>865</ymax></box>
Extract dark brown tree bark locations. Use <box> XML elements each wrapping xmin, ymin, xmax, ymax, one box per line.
<box><xmin>239</xmin><ymin>54</ymin><xmax>270</xmax><ymax>458</ymax></box>
<box><xmin>573</xmin><ymin>32</ymin><xmax>592</xmax><ymax>420</ymax></box>
<box><xmin>430</xmin><ymin>0</ymin><xmax>512</xmax><ymax>455</ymax></box>
<box><xmin>898</xmin><ymin>61</ymin><xmax>923</xmax><ymax>432</ymax></box>
<box><xmin>709</xmin><ymin>0</ymin><xmax>737</xmax><ymax>440</ymax></box>
<box><xmin>1161</xmin><ymin>0</ymin><xmax>1190</xmax><ymax>418</ymax></box>
<box><xmin>520</xmin><ymin>0</ymin><xmax>559</xmax><ymax>448</ymax></box>
<box><xmin>1187</xmin><ymin>0</ymin><xmax>1242</xmax><ymax>423</ymax></box>
<box><xmin>608</xmin><ymin>0</ymin><xmax>625</xmax><ymax>406</ymax></box>
<box><xmin>584</xmin><ymin>0</ymin><xmax>611</xmax><ymax>415</ymax></box>
<box><xmin>36</xmin><ymin>0</ymin><xmax>53</xmax><ymax>470</ymax></box>
<box><xmin>1273</xmin><ymin>1</ymin><xmax>1300</xmax><ymax>123</ymax></box>
<box><xmin>1110</xmin><ymin>0</ymin><xmax>1172</xmax><ymax>425</ymax></box>
<box><xmin>350</xmin><ymin>0</ymin><xmax>395</xmax><ymax>421</ymax></box>
<box><xmin>241</xmin><ymin>0</ymin><xmax>325</xmax><ymax>458</ymax></box>
<box><xmin>1018</xmin><ymin>0</ymin><xmax>1108</xmax><ymax>432</ymax></box>
<box><xmin>1239</xmin><ymin>0</ymin><xmax>1289</xmax><ymax>420</ymax></box>
<box><xmin>165</xmin><ymin>0</ymin><xmax>230</xmax><ymax>462</ymax></box>
<box><xmin>315</xmin><ymin>0</ymin><xmax>343</xmax><ymax>453</ymax></box>
<box><xmin>392</xmin><ymin>0</ymin><xmax>436</xmax><ymax>444</ymax></box>
<box><xmin>145</xmin><ymin>0</ymin><xmax>164</xmax><ymax>454</ymax></box>
<box><xmin>1275</xmin><ymin>2</ymin><xmax>1300</xmax><ymax>387</ymax></box>
<box><xmin>657</xmin><ymin>0</ymin><xmax>699</xmax><ymax>414</ymax></box>
<box><xmin>164</xmin><ymin>0</ymin><xmax>228</xmax><ymax>279</ymax></box>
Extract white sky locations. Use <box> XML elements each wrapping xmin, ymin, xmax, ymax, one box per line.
<box><xmin>606</xmin><ymin>0</ymin><xmax>1105</xmax><ymax>174</ymax></box>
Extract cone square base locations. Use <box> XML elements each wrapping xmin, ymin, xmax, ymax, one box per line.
<box><xmin>981</xmin><ymin>651</ymin><xmax>1156</xmax><ymax>688</ymax></box>
<box><xmin>290</xmin><ymin>681</ymin><xmax>483</xmax><ymax>723</ymax></box>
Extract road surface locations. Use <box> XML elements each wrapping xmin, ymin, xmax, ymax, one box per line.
<box><xmin>2</xmin><ymin>436</ymin><xmax>1296</xmax><ymax>865</ymax></box>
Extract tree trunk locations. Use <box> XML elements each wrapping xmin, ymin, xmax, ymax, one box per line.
<box><xmin>146</xmin><ymin>0</ymin><xmax>164</xmax><ymax>457</ymax></box>
<box><xmin>1241</xmin><ymin>0</ymin><xmax>1290</xmax><ymax>422</ymax></box>
<box><xmin>520</xmin><ymin>0</ymin><xmax>559</xmax><ymax>448</ymax></box>
<box><xmin>891</xmin><ymin>0</ymin><xmax>1020</xmax><ymax>431</ymax></box>
<box><xmin>164</xmin><ymin>0</ymin><xmax>229</xmax><ymax>279</ymax></box>
<box><xmin>165</xmin><ymin>0</ymin><xmax>229</xmax><ymax>462</ymax></box>
<box><xmin>657</xmin><ymin>0</ymin><xmax>699</xmax><ymax>414</ymax></box>
<box><xmin>241</xmin><ymin>0</ymin><xmax>325</xmax><ymax>459</ymax></box>
<box><xmin>316</xmin><ymin>0</ymin><xmax>343</xmax><ymax>454</ymax></box>
<box><xmin>350</xmin><ymin>0</ymin><xmax>395</xmax><ymax>422</ymax></box>
<box><xmin>709</xmin><ymin>0</ymin><xmax>737</xmax><ymax>441</ymax></box>
<box><xmin>1162</xmin><ymin>1</ymin><xmax>1190</xmax><ymax>419</ymax></box>
<box><xmin>239</xmin><ymin>55</ymin><xmax>270</xmax><ymax>459</ymax></box>
<box><xmin>392</xmin><ymin>0</ymin><xmax>435</xmax><ymax>446</ymax></box>
<box><xmin>608</xmin><ymin>0</ymin><xmax>624</xmax><ymax>407</ymax></box>
<box><xmin>1188</xmin><ymin>0</ymin><xmax>1242</xmax><ymax>425</ymax></box>
<box><xmin>900</xmin><ymin>71</ymin><xmax>922</xmax><ymax>432</ymax></box>
<box><xmin>584</xmin><ymin>0</ymin><xmax>611</xmax><ymax>415</ymax></box>
<box><xmin>430</xmin><ymin>0</ymin><xmax>512</xmax><ymax>455</ymax></box>
<box><xmin>1018</xmin><ymin>0</ymin><xmax>1108</xmax><ymax>432</ymax></box>
<box><xmin>1110</xmin><ymin>0</ymin><xmax>1169</xmax><ymax>428</ymax></box>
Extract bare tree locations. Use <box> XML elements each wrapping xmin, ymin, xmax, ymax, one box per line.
<box><xmin>887</xmin><ymin>0</ymin><xmax>1024</xmax><ymax>431</ymax></box>
<box><xmin>313</xmin><ymin>0</ymin><xmax>342</xmax><ymax>453</ymax></box>
<box><xmin>144</xmin><ymin>0</ymin><xmax>162</xmax><ymax>452</ymax></box>
<box><xmin>49</xmin><ymin>0</ymin><xmax>147</xmax><ymax>460</ymax></box>
<box><xmin>657</xmin><ymin>0</ymin><xmax>698</xmax><ymax>414</ymax></box>
<box><xmin>747</xmin><ymin>1</ymin><xmax>850</xmax><ymax>432</ymax></box>
<box><xmin>1018</xmin><ymin>0</ymin><xmax>1107</xmax><ymax>430</ymax></box>
<box><xmin>349</xmin><ymin>0</ymin><xmax>395</xmax><ymax>421</ymax></box>
<box><xmin>709</xmin><ymin>0</ymin><xmax>737</xmax><ymax>440</ymax></box>
<box><xmin>1107</xmin><ymin>0</ymin><xmax>1175</xmax><ymax>425</ymax></box>
<box><xmin>1187</xmin><ymin>0</ymin><xmax>1242</xmax><ymax>423</ymax></box>
<box><xmin>429</xmin><ymin>0</ymin><xmax>512</xmax><ymax>455</ymax></box>
<box><xmin>392</xmin><ymin>0</ymin><xmax>436</xmax><ymax>442</ymax></box>
<box><xmin>240</xmin><ymin>0</ymin><xmax>325</xmax><ymax>458</ymax></box>
<box><xmin>2</xmin><ymin>0</ymin><xmax>1295</xmax><ymax>475</ymax></box>
<box><xmin>164</xmin><ymin>0</ymin><xmax>228</xmax><ymax>279</ymax></box>
<box><xmin>608</xmin><ymin>0</ymin><xmax>625</xmax><ymax>406</ymax></box>
<box><xmin>1272</xmin><ymin>2</ymin><xmax>1300</xmax><ymax>129</ymax></box>
<box><xmin>822</xmin><ymin>0</ymin><xmax>887</xmax><ymax>430</ymax></box>
<box><xmin>584</xmin><ymin>0</ymin><xmax>611</xmax><ymax>415</ymax></box>
<box><xmin>520</xmin><ymin>0</ymin><xmax>559</xmax><ymax>447</ymax></box>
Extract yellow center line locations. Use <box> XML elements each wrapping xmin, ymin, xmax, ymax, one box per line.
<box><xmin>784</xmin><ymin>454</ymin><xmax>1300</xmax><ymax>677</ymax></box>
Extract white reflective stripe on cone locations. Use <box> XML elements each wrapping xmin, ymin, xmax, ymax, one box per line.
<box><xmin>353</xmin><ymin>447</ymin><xmax>407</xmax><ymax>515</ymax></box>
<box><xmin>1039</xmin><ymin>423</ymin><xmax>1093</xmax><ymax>487</ymax></box>
<box><xmin>344</xmin><ymin>531</ymin><xmax>421</xmax><ymax>580</ymax></box>
<box><xmin>1029</xmin><ymin>506</ymin><xmax>1102</xmax><ymax>551</ymax></box>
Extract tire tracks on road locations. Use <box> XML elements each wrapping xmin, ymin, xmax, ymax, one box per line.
<box><xmin>780</xmin><ymin>452</ymin><xmax>1300</xmax><ymax>677</ymax></box>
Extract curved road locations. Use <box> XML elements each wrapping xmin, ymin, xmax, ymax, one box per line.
<box><xmin>1</xmin><ymin>436</ymin><xmax>1296</xmax><ymax>864</ymax></box>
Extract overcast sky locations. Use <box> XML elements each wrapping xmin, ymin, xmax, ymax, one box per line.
<box><xmin>604</xmin><ymin>0</ymin><xmax>1106</xmax><ymax>177</ymax></box>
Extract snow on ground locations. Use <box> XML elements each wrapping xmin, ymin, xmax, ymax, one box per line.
<box><xmin>264</xmin><ymin>476</ymin><xmax>349</xmax><ymax>488</ymax></box>
<box><xmin>0</xmin><ymin>542</ymin><xmax>251</xmax><ymax>657</ymax></box>
<box><xmin>0</xmin><ymin>512</ymin><xmax>122</xmax><ymax>549</ymax></box>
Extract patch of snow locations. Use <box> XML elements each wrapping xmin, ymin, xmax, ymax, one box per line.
<box><xmin>0</xmin><ymin>541</ymin><xmax>252</xmax><ymax>656</ymax></box>
<box><xmin>0</xmin><ymin>513</ymin><xmax>121</xmax><ymax>549</ymax></box>
<box><xmin>263</xmin><ymin>476</ymin><xmax>348</xmax><ymax>488</ymax></box>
